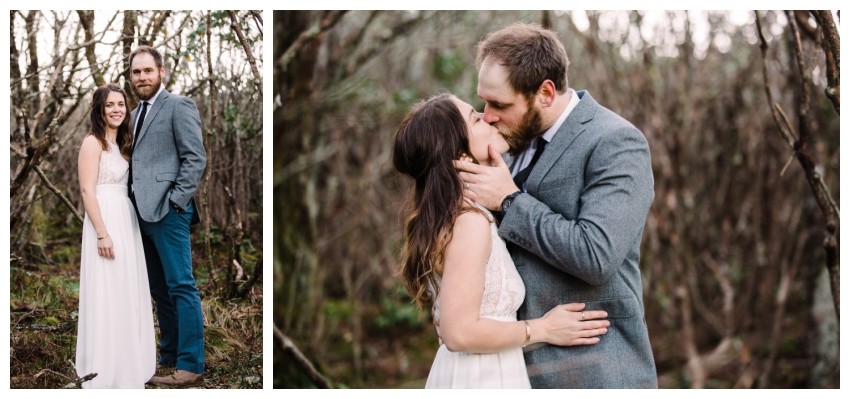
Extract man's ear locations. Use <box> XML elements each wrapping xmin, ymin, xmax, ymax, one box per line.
<box><xmin>536</xmin><ymin>80</ymin><xmax>557</xmax><ymax>107</ymax></box>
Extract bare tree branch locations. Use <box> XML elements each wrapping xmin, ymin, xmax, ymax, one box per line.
<box><xmin>146</xmin><ymin>11</ymin><xmax>171</xmax><ymax>45</ymax></box>
<box><xmin>274</xmin><ymin>324</ymin><xmax>332</xmax><ymax>388</ymax></box>
<box><xmin>278</xmin><ymin>11</ymin><xmax>348</xmax><ymax>74</ymax></box>
<box><xmin>756</xmin><ymin>10</ymin><xmax>839</xmax><ymax>321</ymax></box>
<box><xmin>811</xmin><ymin>11</ymin><xmax>839</xmax><ymax>114</ymax></box>
<box><xmin>11</xmin><ymin>73</ymin><xmax>65</xmax><ymax>202</ymax></box>
<box><xmin>228</xmin><ymin>11</ymin><xmax>262</xmax><ymax>92</ymax></box>
<box><xmin>249</xmin><ymin>10</ymin><xmax>263</xmax><ymax>30</ymax></box>
<box><xmin>33</xmin><ymin>166</ymin><xmax>83</xmax><ymax>224</ymax></box>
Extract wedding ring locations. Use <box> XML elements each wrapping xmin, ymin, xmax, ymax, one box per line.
<box><xmin>581</xmin><ymin>312</ymin><xmax>585</xmax><ymax>320</ymax></box>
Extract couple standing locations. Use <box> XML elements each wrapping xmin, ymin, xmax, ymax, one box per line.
<box><xmin>75</xmin><ymin>46</ymin><xmax>207</xmax><ymax>388</ymax></box>
<box><xmin>394</xmin><ymin>23</ymin><xmax>657</xmax><ymax>388</ymax></box>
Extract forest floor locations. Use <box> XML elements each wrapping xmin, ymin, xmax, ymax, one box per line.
<box><xmin>9</xmin><ymin>219</ymin><xmax>263</xmax><ymax>389</ymax></box>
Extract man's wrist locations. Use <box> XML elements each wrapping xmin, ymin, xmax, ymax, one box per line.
<box><xmin>496</xmin><ymin>190</ymin><xmax>522</xmax><ymax>219</ymax></box>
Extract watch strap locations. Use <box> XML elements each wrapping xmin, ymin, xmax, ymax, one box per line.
<box><xmin>495</xmin><ymin>191</ymin><xmax>521</xmax><ymax>220</ymax></box>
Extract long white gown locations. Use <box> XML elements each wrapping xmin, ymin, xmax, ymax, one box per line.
<box><xmin>425</xmin><ymin>203</ymin><xmax>531</xmax><ymax>388</ymax></box>
<box><xmin>75</xmin><ymin>141</ymin><xmax>156</xmax><ymax>388</ymax></box>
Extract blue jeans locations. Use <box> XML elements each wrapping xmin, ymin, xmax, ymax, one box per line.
<box><xmin>139</xmin><ymin>202</ymin><xmax>205</xmax><ymax>374</ymax></box>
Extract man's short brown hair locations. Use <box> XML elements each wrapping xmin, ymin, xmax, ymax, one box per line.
<box><xmin>129</xmin><ymin>45</ymin><xmax>164</xmax><ymax>69</ymax></box>
<box><xmin>476</xmin><ymin>23</ymin><xmax>570</xmax><ymax>98</ymax></box>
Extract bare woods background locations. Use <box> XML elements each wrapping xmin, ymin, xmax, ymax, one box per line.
<box><xmin>276</xmin><ymin>10</ymin><xmax>841</xmax><ymax>388</ymax></box>
<box><xmin>10</xmin><ymin>10</ymin><xmax>263</xmax><ymax>388</ymax></box>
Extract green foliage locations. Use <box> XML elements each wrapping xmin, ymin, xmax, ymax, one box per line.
<box><xmin>186</xmin><ymin>11</ymin><xmax>214</xmax><ymax>62</ymax></box>
<box><xmin>10</xmin><ymin>268</ymin><xmax>77</xmax><ymax>313</ymax></box>
<box><xmin>223</xmin><ymin>105</ymin><xmax>238</xmax><ymax>124</ymax></box>
<box><xmin>323</xmin><ymin>299</ymin><xmax>352</xmax><ymax>321</ymax></box>
<box><xmin>391</xmin><ymin>88</ymin><xmax>422</xmax><ymax>116</ymax></box>
<box><xmin>50</xmin><ymin>245</ymin><xmax>79</xmax><ymax>266</ymax></box>
<box><xmin>374</xmin><ymin>290</ymin><xmax>424</xmax><ymax>329</ymax></box>
<box><xmin>430</xmin><ymin>51</ymin><xmax>465</xmax><ymax>84</ymax></box>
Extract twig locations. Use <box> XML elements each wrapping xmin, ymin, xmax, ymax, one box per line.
<box><xmin>274</xmin><ymin>324</ymin><xmax>332</xmax><ymax>388</ymax></box>
<box><xmin>14</xmin><ymin>322</ymin><xmax>74</xmax><ymax>332</ymax></box>
<box><xmin>33</xmin><ymin>165</ymin><xmax>84</xmax><ymax>224</ymax></box>
<box><xmin>755</xmin><ymin>10</ymin><xmax>839</xmax><ymax>320</ymax></box>
<box><xmin>146</xmin><ymin>11</ymin><xmax>171</xmax><ymax>45</ymax></box>
<box><xmin>810</xmin><ymin>11</ymin><xmax>839</xmax><ymax>114</ymax></box>
<box><xmin>65</xmin><ymin>372</ymin><xmax>98</xmax><ymax>388</ymax></box>
<box><xmin>11</xmin><ymin>110</ymin><xmax>63</xmax><ymax>199</ymax></box>
<box><xmin>228</xmin><ymin>11</ymin><xmax>262</xmax><ymax>92</ymax></box>
<box><xmin>249</xmin><ymin>10</ymin><xmax>263</xmax><ymax>30</ymax></box>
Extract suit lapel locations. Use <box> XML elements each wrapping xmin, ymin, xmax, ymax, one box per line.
<box><xmin>134</xmin><ymin>90</ymin><xmax>170</xmax><ymax>145</ymax></box>
<box><xmin>525</xmin><ymin>90</ymin><xmax>597</xmax><ymax>193</ymax></box>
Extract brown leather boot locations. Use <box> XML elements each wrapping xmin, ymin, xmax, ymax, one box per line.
<box><xmin>149</xmin><ymin>370</ymin><xmax>203</xmax><ymax>388</ymax></box>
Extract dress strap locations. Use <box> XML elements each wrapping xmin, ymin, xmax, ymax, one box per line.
<box><xmin>462</xmin><ymin>197</ymin><xmax>494</xmax><ymax>223</ymax></box>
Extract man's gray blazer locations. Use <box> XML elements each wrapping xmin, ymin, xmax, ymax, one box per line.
<box><xmin>501</xmin><ymin>90</ymin><xmax>657</xmax><ymax>388</ymax></box>
<box><xmin>130</xmin><ymin>90</ymin><xmax>206</xmax><ymax>223</ymax></box>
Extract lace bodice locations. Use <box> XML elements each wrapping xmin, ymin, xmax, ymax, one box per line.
<box><xmin>97</xmin><ymin>141</ymin><xmax>129</xmax><ymax>186</ymax></box>
<box><xmin>432</xmin><ymin>202</ymin><xmax>526</xmax><ymax>328</ymax></box>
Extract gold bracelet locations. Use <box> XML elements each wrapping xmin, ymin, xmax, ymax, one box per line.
<box><xmin>97</xmin><ymin>234</ymin><xmax>108</xmax><ymax>240</ymax></box>
<box><xmin>522</xmin><ymin>320</ymin><xmax>531</xmax><ymax>347</ymax></box>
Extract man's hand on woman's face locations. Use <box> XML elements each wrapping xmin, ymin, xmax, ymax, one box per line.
<box><xmin>454</xmin><ymin>144</ymin><xmax>519</xmax><ymax>211</ymax></box>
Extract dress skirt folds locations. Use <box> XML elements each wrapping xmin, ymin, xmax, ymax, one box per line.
<box><xmin>75</xmin><ymin>183</ymin><xmax>156</xmax><ymax>388</ymax></box>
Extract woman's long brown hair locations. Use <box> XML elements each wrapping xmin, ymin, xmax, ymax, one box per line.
<box><xmin>393</xmin><ymin>93</ymin><xmax>475</xmax><ymax>310</ymax></box>
<box><xmin>89</xmin><ymin>83</ymin><xmax>132</xmax><ymax>160</ymax></box>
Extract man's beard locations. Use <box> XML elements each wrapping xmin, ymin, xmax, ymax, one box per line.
<box><xmin>132</xmin><ymin>77</ymin><xmax>162</xmax><ymax>101</ymax></box>
<box><xmin>502</xmin><ymin>103</ymin><xmax>543</xmax><ymax>156</ymax></box>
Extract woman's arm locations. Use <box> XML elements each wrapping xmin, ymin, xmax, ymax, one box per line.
<box><xmin>438</xmin><ymin>211</ymin><xmax>609</xmax><ymax>353</ymax></box>
<box><xmin>78</xmin><ymin>136</ymin><xmax>114</xmax><ymax>259</ymax></box>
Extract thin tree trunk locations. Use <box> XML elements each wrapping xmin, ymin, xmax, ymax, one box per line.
<box><xmin>201</xmin><ymin>10</ymin><xmax>218</xmax><ymax>290</ymax></box>
<box><xmin>122</xmin><ymin>10</ymin><xmax>136</xmax><ymax>101</ymax></box>
<box><xmin>76</xmin><ymin>10</ymin><xmax>104</xmax><ymax>87</ymax></box>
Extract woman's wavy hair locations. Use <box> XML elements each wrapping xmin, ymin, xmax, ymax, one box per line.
<box><xmin>89</xmin><ymin>83</ymin><xmax>132</xmax><ymax>160</ymax></box>
<box><xmin>393</xmin><ymin>93</ymin><xmax>478</xmax><ymax>310</ymax></box>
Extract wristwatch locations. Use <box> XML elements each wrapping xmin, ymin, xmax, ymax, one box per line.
<box><xmin>170</xmin><ymin>200</ymin><xmax>184</xmax><ymax>212</ymax></box>
<box><xmin>495</xmin><ymin>191</ymin><xmax>522</xmax><ymax>220</ymax></box>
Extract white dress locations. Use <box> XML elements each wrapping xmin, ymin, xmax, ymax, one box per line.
<box><xmin>75</xmin><ymin>141</ymin><xmax>156</xmax><ymax>388</ymax></box>
<box><xmin>425</xmin><ymin>203</ymin><xmax>531</xmax><ymax>388</ymax></box>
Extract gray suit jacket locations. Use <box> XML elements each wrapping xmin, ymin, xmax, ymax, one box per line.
<box><xmin>501</xmin><ymin>90</ymin><xmax>657</xmax><ymax>388</ymax></box>
<box><xmin>130</xmin><ymin>90</ymin><xmax>207</xmax><ymax>223</ymax></box>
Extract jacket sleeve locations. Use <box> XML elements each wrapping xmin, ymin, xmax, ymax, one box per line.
<box><xmin>170</xmin><ymin>96</ymin><xmax>207</xmax><ymax>208</ymax></box>
<box><xmin>498</xmin><ymin>126</ymin><xmax>654</xmax><ymax>286</ymax></box>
